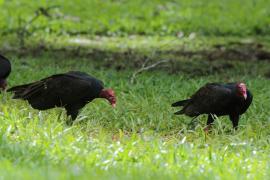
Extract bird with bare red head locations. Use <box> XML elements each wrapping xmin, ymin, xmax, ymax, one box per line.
<box><xmin>172</xmin><ymin>82</ymin><xmax>253</xmax><ymax>130</ymax></box>
<box><xmin>8</xmin><ymin>71</ymin><xmax>116</xmax><ymax>125</ymax></box>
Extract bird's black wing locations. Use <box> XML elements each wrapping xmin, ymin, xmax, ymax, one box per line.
<box><xmin>66</xmin><ymin>71</ymin><xmax>104</xmax><ymax>86</ymax></box>
<box><xmin>8</xmin><ymin>73</ymin><xmax>104</xmax><ymax>110</ymax></box>
<box><xmin>0</xmin><ymin>54</ymin><xmax>11</xmax><ymax>79</ymax></box>
<box><xmin>183</xmin><ymin>83</ymin><xmax>233</xmax><ymax>115</ymax></box>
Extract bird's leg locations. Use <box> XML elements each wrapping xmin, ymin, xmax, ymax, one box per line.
<box><xmin>57</xmin><ymin>111</ymin><xmax>63</xmax><ymax>122</ymax></box>
<box><xmin>204</xmin><ymin>114</ymin><xmax>215</xmax><ymax>132</ymax></box>
<box><xmin>65</xmin><ymin>106</ymin><xmax>79</xmax><ymax>126</ymax></box>
<box><xmin>66</xmin><ymin>110</ymin><xmax>78</xmax><ymax>126</ymax></box>
<box><xmin>207</xmin><ymin>114</ymin><xmax>215</xmax><ymax>125</ymax></box>
<box><xmin>229</xmin><ymin>114</ymin><xmax>240</xmax><ymax>130</ymax></box>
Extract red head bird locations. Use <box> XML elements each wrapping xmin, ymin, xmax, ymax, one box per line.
<box><xmin>7</xmin><ymin>71</ymin><xmax>116</xmax><ymax>125</ymax></box>
<box><xmin>171</xmin><ymin>82</ymin><xmax>253</xmax><ymax>130</ymax></box>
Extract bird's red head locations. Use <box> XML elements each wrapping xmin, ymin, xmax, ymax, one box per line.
<box><xmin>0</xmin><ymin>79</ymin><xmax>7</xmax><ymax>90</ymax></box>
<box><xmin>99</xmin><ymin>88</ymin><xmax>116</xmax><ymax>107</ymax></box>
<box><xmin>236</xmin><ymin>83</ymin><xmax>247</xmax><ymax>100</ymax></box>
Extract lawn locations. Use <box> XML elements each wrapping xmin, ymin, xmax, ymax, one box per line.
<box><xmin>0</xmin><ymin>55</ymin><xmax>269</xmax><ymax>179</ymax></box>
<box><xmin>1</xmin><ymin>0</ymin><xmax>270</xmax><ymax>179</ymax></box>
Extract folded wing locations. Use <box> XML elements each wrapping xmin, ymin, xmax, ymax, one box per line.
<box><xmin>8</xmin><ymin>72</ymin><xmax>104</xmax><ymax>110</ymax></box>
<box><xmin>182</xmin><ymin>83</ymin><xmax>233</xmax><ymax>116</ymax></box>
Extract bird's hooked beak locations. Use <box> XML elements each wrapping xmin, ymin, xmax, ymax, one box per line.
<box><xmin>243</xmin><ymin>93</ymin><xmax>247</xmax><ymax>100</ymax></box>
<box><xmin>109</xmin><ymin>96</ymin><xmax>116</xmax><ymax>108</ymax></box>
<box><xmin>241</xmin><ymin>88</ymin><xmax>247</xmax><ymax>100</ymax></box>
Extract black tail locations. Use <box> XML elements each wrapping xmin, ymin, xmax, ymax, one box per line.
<box><xmin>171</xmin><ymin>99</ymin><xmax>190</xmax><ymax>107</ymax></box>
<box><xmin>7</xmin><ymin>82</ymin><xmax>43</xmax><ymax>99</ymax></box>
<box><xmin>7</xmin><ymin>84</ymin><xmax>30</xmax><ymax>99</ymax></box>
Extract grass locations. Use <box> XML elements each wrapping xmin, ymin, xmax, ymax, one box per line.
<box><xmin>0</xmin><ymin>55</ymin><xmax>269</xmax><ymax>179</ymax></box>
<box><xmin>1</xmin><ymin>0</ymin><xmax>270</xmax><ymax>179</ymax></box>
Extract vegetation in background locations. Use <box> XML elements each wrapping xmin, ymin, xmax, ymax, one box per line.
<box><xmin>1</xmin><ymin>0</ymin><xmax>270</xmax><ymax>38</ymax></box>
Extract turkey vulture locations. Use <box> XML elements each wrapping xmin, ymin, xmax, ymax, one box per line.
<box><xmin>0</xmin><ymin>54</ymin><xmax>11</xmax><ymax>90</ymax></box>
<box><xmin>172</xmin><ymin>83</ymin><xmax>253</xmax><ymax>130</ymax></box>
<box><xmin>8</xmin><ymin>71</ymin><xmax>116</xmax><ymax>124</ymax></box>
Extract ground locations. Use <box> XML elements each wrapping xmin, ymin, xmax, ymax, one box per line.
<box><xmin>1</xmin><ymin>0</ymin><xmax>270</xmax><ymax>179</ymax></box>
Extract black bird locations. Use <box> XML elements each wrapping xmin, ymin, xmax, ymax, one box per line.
<box><xmin>172</xmin><ymin>83</ymin><xmax>253</xmax><ymax>130</ymax></box>
<box><xmin>8</xmin><ymin>71</ymin><xmax>116</xmax><ymax>124</ymax></box>
<box><xmin>0</xmin><ymin>54</ymin><xmax>11</xmax><ymax>90</ymax></box>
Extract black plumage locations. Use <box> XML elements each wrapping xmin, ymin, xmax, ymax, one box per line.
<box><xmin>0</xmin><ymin>54</ymin><xmax>11</xmax><ymax>90</ymax></box>
<box><xmin>172</xmin><ymin>83</ymin><xmax>253</xmax><ymax>129</ymax></box>
<box><xmin>8</xmin><ymin>71</ymin><xmax>116</xmax><ymax>124</ymax></box>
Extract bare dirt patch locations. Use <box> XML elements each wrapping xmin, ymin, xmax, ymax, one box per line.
<box><xmin>1</xmin><ymin>41</ymin><xmax>270</xmax><ymax>77</ymax></box>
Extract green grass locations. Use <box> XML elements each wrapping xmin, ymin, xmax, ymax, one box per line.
<box><xmin>1</xmin><ymin>0</ymin><xmax>270</xmax><ymax>179</ymax></box>
<box><xmin>1</xmin><ymin>0</ymin><xmax>270</xmax><ymax>38</ymax></box>
<box><xmin>0</xmin><ymin>56</ymin><xmax>269</xmax><ymax>179</ymax></box>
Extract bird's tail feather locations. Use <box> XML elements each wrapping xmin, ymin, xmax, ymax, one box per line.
<box><xmin>7</xmin><ymin>82</ymin><xmax>43</xmax><ymax>99</ymax></box>
<box><xmin>7</xmin><ymin>83</ymin><xmax>32</xmax><ymax>92</ymax></box>
<box><xmin>7</xmin><ymin>84</ymin><xmax>30</xmax><ymax>99</ymax></box>
<box><xmin>171</xmin><ymin>99</ymin><xmax>190</xmax><ymax>107</ymax></box>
